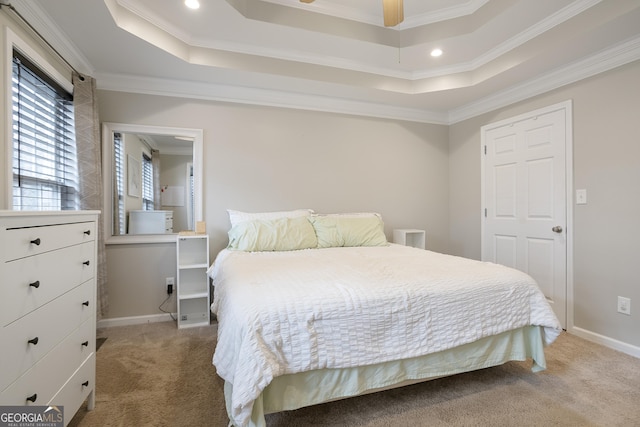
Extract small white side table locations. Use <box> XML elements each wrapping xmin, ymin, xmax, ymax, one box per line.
<box><xmin>393</xmin><ymin>229</ymin><xmax>426</xmax><ymax>249</ymax></box>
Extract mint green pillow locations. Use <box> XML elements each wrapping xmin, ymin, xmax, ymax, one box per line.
<box><xmin>227</xmin><ymin>216</ymin><xmax>318</xmax><ymax>251</ymax></box>
<box><xmin>310</xmin><ymin>215</ymin><xmax>388</xmax><ymax>248</ymax></box>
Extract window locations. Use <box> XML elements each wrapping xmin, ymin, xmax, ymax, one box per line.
<box><xmin>113</xmin><ymin>133</ymin><xmax>125</xmax><ymax>233</ymax></box>
<box><xmin>142</xmin><ymin>153</ymin><xmax>154</xmax><ymax>210</ymax></box>
<box><xmin>12</xmin><ymin>50</ymin><xmax>77</xmax><ymax>210</ymax></box>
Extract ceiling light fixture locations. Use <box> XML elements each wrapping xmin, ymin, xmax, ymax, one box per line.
<box><xmin>184</xmin><ymin>0</ymin><xmax>200</xmax><ymax>10</ymax></box>
<box><xmin>431</xmin><ymin>48</ymin><xmax>443</xmax><ymax>57</ymax></box>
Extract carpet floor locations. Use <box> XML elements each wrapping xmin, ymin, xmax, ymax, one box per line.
<box><xmin>69</xmin><ymin>321</ymin><xmax>640</xmax><ymax>427</ymax></box>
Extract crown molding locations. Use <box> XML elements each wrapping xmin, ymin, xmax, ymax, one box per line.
<box><xmin>10</xmin><ymin>0</ymin><xmax>95</xmax><ymax>75</ymax></box>
<box><xmin>95</xmin><ymin>72</ymin><xmax>449</xmax><ymax>125</ymax></box>
<box><xmin>448</xmin><ymin>35</ymin><xmax>640</xmax><ymax>124</ymax></box>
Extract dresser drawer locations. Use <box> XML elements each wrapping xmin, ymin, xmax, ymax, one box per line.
<box><xmin>1</xmin><ymin>220</ymin><xmax>95</xmax><ymax>262</ymax></box>
<box><xmin>0</xmin><ymin>281</ymin><xmax>95</xmax><ymax>391</ymax></box>
<box><xmin>0</xmin><ymin>241</ymin><xmax>95</xmax><ymax>326</ymax></box>
<box><xmin>0</xmin><ymin>316</ymin><xmax>95</xmax><ymax>406</ymax></box>
<box><xmin>49</xmin><ymin>354</ymin><xmax>96</xmax><ymax>426</ymax></box>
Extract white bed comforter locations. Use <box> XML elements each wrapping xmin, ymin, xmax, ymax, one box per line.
<box><xmin>209</xmin><ymin>245</ymin><xmax>562</xmax><ymax>426</ymax></box>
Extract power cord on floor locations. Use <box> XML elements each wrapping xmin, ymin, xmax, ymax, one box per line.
<box><xmin>159</xmin><ymin>293</ymin><xmax>177</xmax><ymax>322</ymax></box>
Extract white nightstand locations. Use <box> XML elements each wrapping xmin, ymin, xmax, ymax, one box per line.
<box><xmin>393</xmin><ymin>229</ymin><xmax>426</xmax><ymax>249</ymax></box>
<box><xmin>176</xmin><ymin>234</ymin><xmax>210</xmax><ymax>328</ymax></box>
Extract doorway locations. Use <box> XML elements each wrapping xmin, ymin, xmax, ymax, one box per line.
<box><xmin>481</xmin><ymin>100</ymin><xmax>573</xmax><ymax>328</ymax></box>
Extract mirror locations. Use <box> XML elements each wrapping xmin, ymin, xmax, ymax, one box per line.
<box><xmin>102</xmin><ymin>123</ymin><xmax>203</xmax><ymax>244</ymax></box>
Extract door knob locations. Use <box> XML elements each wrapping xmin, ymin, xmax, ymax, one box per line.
<box><xmin>552</xmin><ymin>226</ymin><xmax>563</xmax><ymax>233</ymax></box>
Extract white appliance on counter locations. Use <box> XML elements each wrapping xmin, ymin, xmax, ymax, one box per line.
<box><xmin>128</xmin><ymin>210</ymin><xmax>173</xmax><ymax>234</ymax></box>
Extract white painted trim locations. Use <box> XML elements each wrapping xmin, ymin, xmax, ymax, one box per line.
<box><xmin>96</xmin><ymin>72</ymin><xmax>449</xmax><ymax>125</ymax></box>
<box><xmin>95</xmin><ymin>34</ymin><xmax>640</xmax><ymax>126</ymax></box>
<box><xmin>564</xmin><ymin>101</ymin><xmax>575</xmax><ymax>333</ymax></box>
<box><xmin>449</xmin><ymin>35</ymin><xmax>640</xmax><ymax>124</ymax></box>
<box><xmin>4</xmin><ymin>28</ymin><xmax>72</xmax><ymax>93</ymax></box>
<box><xmin>97</xmin><ymin>313</ymin><xmax>176</xmax><ymax>328</ymax></box>
<box><xmin>102</xmin><ymin>122</ymin><xmax>204</xmax><ymax>245</ymax></box>
<box><xmin>481</xmin><ymin>100</ymin><xmax>573</xmax><ymax>330</ymax></box>
<box><xmin>3</xmin><ymin>27</ymin><xmax>14</xmax><ymax>209</ymax></box>
<box><xmin>569</xmin><ymin>327</ymin><xmax>640</xmax><ymax>359</ymax></box>
<box><xmin>10</xmin><ymin>0</ymin><xmax>95</xmax><ymax>75</ymax></box>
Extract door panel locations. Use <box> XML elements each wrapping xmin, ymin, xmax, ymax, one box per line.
<box><xmin>482</xmin><ymin>103</ymin><xmax>569</xmax><ymax>328</ymax></box>
<box><xmin>495</xmin><ymin>235</ymin><xmax>517</xmax><ymax>269</ymax></box>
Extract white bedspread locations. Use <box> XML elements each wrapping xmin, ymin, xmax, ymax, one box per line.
<box><xmin>208</xmin><ymin>245</ymin><xmax>562</xmax><ymax>427</ymax></box>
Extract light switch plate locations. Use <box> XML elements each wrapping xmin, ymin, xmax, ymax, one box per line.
<box><xmin>576</xmin><ymin>189</ymin><xmax>587</xmax><ymax>205</ymax></box>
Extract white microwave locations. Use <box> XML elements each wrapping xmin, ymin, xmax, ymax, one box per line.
<box><xmin>128</xmin><ymin>210</ymin><xmax>173</xmax><ymax>234</ymax></box>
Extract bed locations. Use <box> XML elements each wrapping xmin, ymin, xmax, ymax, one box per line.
<box><xmin>208</xmin><ymin>210</ymin><xmax>562</xmax><ymax>427</ymax></box>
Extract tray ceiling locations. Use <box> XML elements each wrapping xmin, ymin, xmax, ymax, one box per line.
<box><xmin>14</xmin><ymin>0</ymin><xmax>640</xmax><ymax>123</ymax></box>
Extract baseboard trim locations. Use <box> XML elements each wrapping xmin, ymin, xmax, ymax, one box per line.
<box><xmin>569</xmin><ymin>327</ymin><xmax>640</xmax><ymax>359</ymax></box>
<box><xmin>97</xmin><ymin>313</ymin><xmax>176</xmax><ymax>328</ymax></box>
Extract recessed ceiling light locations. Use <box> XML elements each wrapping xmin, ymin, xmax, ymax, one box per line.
<box><xmin>184</xmin><ymin>0</ymin><xmax>200</xmax><ymax>10</ymax></box>
<box><xmin>431</xmin><ymin>48</ymin><xmax>443</xmax><ymax>57</ymax></box>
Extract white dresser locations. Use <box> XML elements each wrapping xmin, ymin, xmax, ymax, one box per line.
<box><xmin>0</xmin><ymin>211</ymin><xmax>99</xmax><ymax>425</ymax></box>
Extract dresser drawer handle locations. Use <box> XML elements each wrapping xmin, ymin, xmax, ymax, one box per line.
<box><xmin>30</xmin><ymin>238</ymin><xmax>41</xmax><ymax>246</ymax></box>
<box><xmin>29</xmin><ymin>280</ymin><xmax>40</xmax><ymax>289</ymax></box>
<box><xmin>82</xmin><ymin>381</ymin><xmax>89</xmax><ymax>387</ymax></box>
<box><xmin>82</xmin><ymin>341</ymin><xmax>89</xmax><ymax>347</ymax></box>
<box><xmin>83</xmin><ymin>260</ymin><xmax>91</xmax><ymax>266</ymax></box>
<box><xmin>84</xmin><ymin>230</ymin><xmax>91</xmax><ymax>235</ymax></box>
<box><xmin>82</xmin><ymin>301</ymin><xmax>90</xmax><ymax>307</ymax></box>
<box><xmin>28</xmin><ymin>337</ymin><xmax>39</xmax><ymax>345</ymax></box>
<box><xmin>26</xmin><ymin>393</ymin><xmax>37</xmax><ymax>403</ymax></box>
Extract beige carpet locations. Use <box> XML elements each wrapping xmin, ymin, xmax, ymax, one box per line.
<box><xmin>69</xmin><ymin>321</ymin><xmax>640</xmax><ymax>427</ymax></box>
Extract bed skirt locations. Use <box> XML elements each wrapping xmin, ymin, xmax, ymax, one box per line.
<box><xmin>224</xmin><ymin>325</ymin><xmax>549</xmax><ymax>427</ymax></box>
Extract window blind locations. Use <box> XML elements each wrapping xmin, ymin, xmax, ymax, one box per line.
<box><xmin>113</xmin><ymin>132</ymin><xmax>125</xmax><ymax>233</ymax></box>
<box><xmin>142</xmin><ymin>153</ymin><xmax>154</xmax><ymax>210</ymax></box>
<box><xmin>12</xmin><ymin>50</ymin><xmax>78</xmax><ymax>210</ymax></box>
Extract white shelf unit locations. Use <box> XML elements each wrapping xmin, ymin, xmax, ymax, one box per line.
<box><xmin>176</xmin><ymin>234</ymin><xmax>210</xmax><ymax>328</ymax></box>
<box><xmin>393</xmin><ymin>229</ymin><xmax>426</xmax><ymax>249</ymax></box>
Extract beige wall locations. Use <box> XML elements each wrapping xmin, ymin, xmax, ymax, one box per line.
<box><xmin>98</xmin><ymin>91</ymin><xmax>450</xmax><ymax>319</ymax></box>
<box><xmin>2</xmin><ymin>9</ymin><xmax>637</xmax><ymax>351</ymax></box>
<box><xmin>449</xmin><ymin>59</ymin><xmax>640</xmax><ymax>348</ymax></box>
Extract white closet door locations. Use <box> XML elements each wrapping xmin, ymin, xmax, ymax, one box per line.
<box><xmin>482</xmin><ymin>102</ymin><xmax>571</xmax><ymax>328</ymax></box>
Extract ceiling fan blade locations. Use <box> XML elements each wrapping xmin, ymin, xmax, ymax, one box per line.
<box><xmin>383</xmin><ymin>0</ymin><xmax>404</xmax><ymax>27</ymax></box>
<box><xmin>299</xmin><ymin>0</ymin><xmax>315</xmax><ymax>3</ymax></box>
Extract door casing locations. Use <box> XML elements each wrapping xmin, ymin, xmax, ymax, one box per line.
<box><xmin>481</xmin><ymin>100</ymin><xmax>573</xmax><ymax>329</ymax></box>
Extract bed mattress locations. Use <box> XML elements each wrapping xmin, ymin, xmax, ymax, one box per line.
<box><xmin>208</xmin><ymin>244</ymin><xmax>562</xmax><ymax>426</ymax></box>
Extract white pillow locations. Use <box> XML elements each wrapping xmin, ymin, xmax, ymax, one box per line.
<box><xmin>227</xmin><ymin>209</ymin><xmax>314</xmax><ymax>227</ymax></box>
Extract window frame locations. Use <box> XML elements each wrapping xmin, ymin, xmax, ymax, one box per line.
<box><xmin>12</xmin><ymin>50</ymin><xmax>77</xmax><ymax>210</ymax></box>
<box><xmin>4</xmin><ymin>28</ymin><xmax>74</xmax><ymax>209</ymax></box>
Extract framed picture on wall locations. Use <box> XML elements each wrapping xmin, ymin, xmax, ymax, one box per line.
<box><xmin>128</xmin><ymin>155</ymin><xmax>141</xmax><ymax>198</ymax></box>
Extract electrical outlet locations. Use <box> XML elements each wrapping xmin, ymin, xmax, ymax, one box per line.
<box><xmin>617</xmin><ymin>296</ymin><xmax>631</xmax><ymax>315</ymax></box>
<box><xmin>181</xmin><ymin>315</ymin><xmax>188</xmax><ymax>321</ymax></box>
<box><xmin>165</xmin><ymin>277</ymin><xmax>175</xmax><ymax>295</ymax></box>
